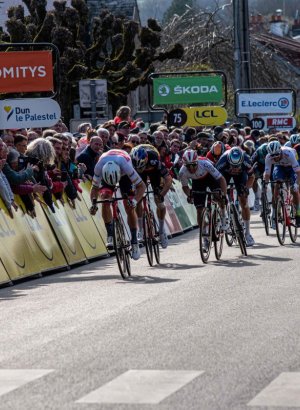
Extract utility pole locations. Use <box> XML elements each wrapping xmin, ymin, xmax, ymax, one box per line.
<box><xmin>233</xmin><ymin>0</ymin><xmax>252</xmax><ymax>91</ymax></box>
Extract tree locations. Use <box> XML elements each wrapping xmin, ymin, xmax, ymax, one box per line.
<box><xmin>1</xmin><ymin>0</ymin><xmax>184</xmax><ymax>122</ymax></box>
<box><xmin>163</xmin><ymin>0</ymin><xmax>195</xmax><ymax>23</ymax></box>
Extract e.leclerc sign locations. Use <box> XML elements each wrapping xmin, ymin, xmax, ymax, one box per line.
<box><xmin>0</xmin><ymin>98</ymin><xmax>61</xmax><ymax>129</ymax></box>
<box><xmin>153</xmin><ymin>76</ymin><xmax>223</xmax><ymax>105</ymax></box>
<box><xmin>237</xmin><ymin>92</ymin><xmax>293</xmax><ymax>115</ymax></box>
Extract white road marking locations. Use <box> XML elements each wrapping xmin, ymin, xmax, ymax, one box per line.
<box><xmin>248</xmin><ymin>372</ymin><xmax>300</xmax><ymax>407</ymax></box>
<box><xmin>0</xmin><ymin>369</ymin><xmax>54</xmax><ymax>397</ymax></box>
<box><xmin>77</xmin><ymin>369</ymin><xmax>204</xmax><ymax>404</ymax></box>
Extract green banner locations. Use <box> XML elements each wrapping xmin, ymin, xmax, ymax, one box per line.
<box><xmin>153</xmin><ymin>76</ymin><xmax>223</xmax><ymax>105</ymax></box>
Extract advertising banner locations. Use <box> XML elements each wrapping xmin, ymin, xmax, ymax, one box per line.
<box><xmin>153</xmin><ymin>76</ymin><xmax>223</xmax><ymax>105</ymax></box>
<box><xmin>237</xmin><ymin>92</ymin><xmax>294</xmax><ymax>115</ymax></box>
<box><xmin>0</xmin><ymin>259</ymin><xmax>10</xmax><ymax>285</ymax></box>
<box><xmin>168</xmin><ymin>106</ymin><xmax>227</xmax><ymax>127</ymax></box>
<box><xmin>63</xmin><ymin>193</ymin><xmax>108</xmax><ymax>259</ymax></box>
<box><xmin>79</xmin><ymin>79</ymin><xmax>108</xmax><ymax>107</ymax></box>
<box><xmin>14</xmin><ymin>195</ymin><xmax>67</xmax><ymax>273</ymax></box>
<box><xmin>0</xmin><ymin>199</ymin><xmax>41</xmax><ymax>280</ymax></box>
<box><xmin>173</xmin><ymin>180</ymin><xmax>198</xmax><ymax>226</ymax></box>
<box><xmin>42</xmin><ymin>198</ymin><xmax>86</xmax><ymax>265</ymax></box>
<box><xmin>164</xmin><ymin>195</ymin><xmax>183</xmax><ymax>235</ymax></box>
<box><xmin>0</xmin><ymin>51</ymin><xmax>53</xmax><ymax>93</ymax></box>
<box><xmin>264</xmin><ymin>116</ymin><xmax>296</xmax><ymax>130</ymax></box>
<box><xmin>0</xmin><ymin>98</ymin><xmax>61</xmax><ymax>129</ymax></box>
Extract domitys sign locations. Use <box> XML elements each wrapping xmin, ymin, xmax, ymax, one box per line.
<box><xmin>0</xmin><ymin>51</ymin><xmax>53</xmax><ymax>93</ymax></box>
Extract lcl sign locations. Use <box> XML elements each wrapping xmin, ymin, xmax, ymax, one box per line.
<box><xmin>0</xmin><ymin>51</ymin><xmax>53</xmax><ymax>93</ymax></box>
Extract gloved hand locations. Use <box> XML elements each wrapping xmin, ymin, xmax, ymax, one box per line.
<box><xmin>89</xmin><ymin>205</ymin><xmax>98</xmax><ymax>215</ymax></box>
<box><xmin>127</xmin><ymin>198</ymin><xmax>137</xmax><ymax>208</ymax></box>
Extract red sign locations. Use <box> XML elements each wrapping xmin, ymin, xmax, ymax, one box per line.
<box><xmin>267</xmin><ymin>117</ymin><xmax>293</xmax><ymax>127</ymax></box>
<box><xmin>0</xmin><ymin>51</ymin><xmax>53</xmax><ymax>93</ymax></box>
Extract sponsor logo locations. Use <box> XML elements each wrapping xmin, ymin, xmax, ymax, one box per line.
<box><xmin>0</xmin><ymin>66</ymin><xmax>46</xmax><ymax>79</ymax></box>
<box><xmin>174</xmin><ymin>85</ymin><xmax>218</xmax><ymax>95</ymax></box>
<box><xmin>158</xmin><ymin>84</ymin><xmax>170</xmax><ymax>97</ymax></box>
<box><xmin>278</xmin><ymin>97</ymin><xmax>289</xmax><ymax>109</ymax></box>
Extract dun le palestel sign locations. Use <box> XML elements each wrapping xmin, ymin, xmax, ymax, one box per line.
<box><xmin>153</xmin><ymin>76</ymin><xmax>223</xmax><ymax>105</ymax></box>
<box><xmin>0</xmin><ymin>50</ymin><xmax>54</xmax><ymax>93</ymax></box>
<box><xmin>0</xmin><ymin>98</ymin><xmax>61</xmax><ymax>129</ymax></box>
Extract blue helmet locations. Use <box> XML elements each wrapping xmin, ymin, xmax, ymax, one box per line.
<box><xmin>130</xmin><ymin>146</ymin><xmax>148</xmax><ymax>170</ymax></box>
<box><xmin>228</xmin><ymin>147</ymin><xmax>244</xmax><ymax>166</ymax></box>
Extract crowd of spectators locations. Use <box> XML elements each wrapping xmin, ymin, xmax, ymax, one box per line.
<box><xmin>0</xmin><ymin>104</ymin><xmax>299</xmax><ymax>218</ymax></box>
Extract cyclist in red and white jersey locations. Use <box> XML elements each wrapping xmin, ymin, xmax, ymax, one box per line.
<box><xmin>90</xmin><ymin>149</ymin><xmax>146</xmax><ymax>260</ymax></box>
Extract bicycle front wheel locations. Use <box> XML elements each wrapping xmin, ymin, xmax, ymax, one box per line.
<box><xmin>113</xmin><ymin>218</ymin><xmax>131</xmax><ymax>279</ymax></box>
<box><xmin>288</xmin><ymin>203</ymin><xmax>298</xmax><ymax>243</ymax></box>
<box><xmin>275</xmin><ymin>198</ymin><xmax>286</xmax><ymax>245</ymax></box>
<box><xmin>199</xmin><ymin>208</ymin><xmax>212</xmax><ymax>263</ymax></box>
<box><xmin>231</xmin><ymin>204</ymin><xmax>247</xmax><ymax>256</ymax></box>
<box><xmin>261</xmin><ymin>190</ymin><xmax>270</xmax><ymax>236</ymax></box>
<box><xmin>213</xmin><ymin>208</ymin><xmax>224</xmax><ymax>260</ymax></box>
<box><xmin>152</xmin><ymin>216</ymin><xmax>160</xmax><ymax>264</ymax></box>
<box><xmin>143</xmin><ymin>212</ymin><xmax>154</xmax><ymax>266</ymax></box>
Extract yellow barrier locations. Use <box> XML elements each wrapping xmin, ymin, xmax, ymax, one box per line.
<box><xmin>0</xmin><ymin>258</ymin><xmax>11</xmax><ymax>285</ymax></box>
<box><xmin>80</xmin><ymin>181</ymin><xmax>108</xmax><ymax>246</ymax></box>
<box><xmin>42</xmin><ymin>197</ymin><xmax>87</xmax><ymax>265</ymax></box>
<box><xmin>14</xmin><ymin>196</ymin><xmax>67</xmax><ymax>273</ymax></box>
<box><xmin>62</xmin><ymin>192</ymin><xmax>108</xmax><ymax>259</ymax></box>
<box><xmin>0</xmin><ymin>199</ymin><xmax>41</xmax><ymax>280</ymax></box>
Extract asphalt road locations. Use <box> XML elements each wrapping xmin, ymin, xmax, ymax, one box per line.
<box><xmin>0</xmin><ymin>213</ymin><xmax>299</xmax><ymax>410</ymax></box>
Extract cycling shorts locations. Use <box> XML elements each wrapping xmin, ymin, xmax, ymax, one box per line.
<box><xmin>224</xmin><ymin>172</ymin><xmax>248</xmax><ymax>196</ymax></box>
<box><xmin>272</xmin><ymin>166</ymin><xmax>297</xmax><ymax>184</ymax></box>
<box><xmin>191</xmin><ymin>174</ymin><xmax>221</xmax><ymax>208</ymax></box>
<box><xmin>100</xmin><ymin>175</ymin><xmax>134</xmax><ymax>197</ymax></box>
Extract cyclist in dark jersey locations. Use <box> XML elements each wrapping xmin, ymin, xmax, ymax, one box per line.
<box><xmin>131</xmin><ymin>144</ymin><xmax>173</xmax><ymax>248</ymax></box>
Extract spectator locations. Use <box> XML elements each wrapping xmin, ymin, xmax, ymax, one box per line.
<box><xmin>27</xmin><ymin>131</ymin><xmax>39</xmax><ymax>144</ymax></box>
<box><xmin>116</xmin><ymin>121</ymin><xmax>131</xmax><ymax>140</ymax></box>
<box><xmin>76</xmin><ymin>136</ymin><xmax>103</xmax><ymax>178</ymax></box>
<box><xmin>152</xmin><ymin>131</ymin><xmax>165</xmax><ymax>149</ymax></box>
<box><xmin>128</xmin><ymin>134</ymin><xmax>140</xmax><ymax>147</ymax></box>
<box><xmin>114</xmin><ymin>106</ymin><xmax>138</xmax><ymax>128</ymax></box>
<box><xmin>138</xmin><ymin>131</ymin><xmax>149</xmax><ymax>144</ymax></box>
<box><xmin>2</xmin><ymin>133</ymin><xmax>15</xmax><ymax>148</ymax></box>
<box><xmin>97</xmin><ymin>128</ymin><xmax>110</xmax><ymax>151</ymax></box>
<box><xmin>102</xmin><ymin>120</ymin><xmax>117</xmax><ymax>139</ymax></box>
<box><xmin>14</xmin><ymin>134</ymin><xmax>28</xmax><ymax>156</ymax></box>
<box><xmin>0</xmin><ymin>142</ymin><xmax>18</xmax><ymax>217</ymax></box>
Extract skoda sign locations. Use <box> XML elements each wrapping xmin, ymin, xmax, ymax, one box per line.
<box><xmin>0</xmin><ymin>98</ymin><xmax>61</xmax><ymax>129</ymax></box>
<box><xmin>153</xmin><ymin>76</ymin><xmax>223</xmax><ymax>105</ymax></box>
<box><xmin>236</xmin><ymin>92</ymin><xmax>294</xmax><ymax>115</ymax></box>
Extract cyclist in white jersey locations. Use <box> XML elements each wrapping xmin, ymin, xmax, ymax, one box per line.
<box><xmin>178</xmin><ymin>149</ymin><xmax>228</xmax><ymax>231</ymax></box>
<box><xmin>90</xmin><ymin>149</ymin><xmax>146</xmax><ymax>260</ymax></box>
<box><xmin>263</xmin><ymin>141</ymin><xmax>300</xmax><ymax>227</ymax></box>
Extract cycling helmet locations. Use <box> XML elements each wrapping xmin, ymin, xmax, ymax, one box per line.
<box><xmin>228</xmin><ymin>147</ymin><xmax>244</xmax><ymax>166</ymax></box>
<box><xmin>210</xmin><ymin>141</ymin><xmax>225</xmax><ymax>157</ymax></box>
<box><xmin>290</xmin><ymin>134</ymin><xmax>300</xmax><ymax>146</ymax></box>
<box><xmin>267</xmin><ymin>140</ymin><xmax>281</xmax><ymax>156</ymax></box>
<box><xmin>102</xmin><ymin>161</ymin><xmax>121</xmax><ymax>186</ymax></box>
<box><xmin>182</xmin><ymin>149</ymin><xmax>198</xmax><ymax>165</ymax></box>
<box><xmin>130</xmin><ymin>146</ymin><xmax>148</xmax><ymax>170</ymax></box>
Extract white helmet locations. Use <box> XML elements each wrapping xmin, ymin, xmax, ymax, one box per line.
<box><xmin>290</xmin><ymin>134</ymin><xmax>300</xmax><ymax>146</ymax></box>
<box><xmin>182</xmin><ymin>149</ymin><xmax>198</xmax><ymax>165</ymax></box>
<box><xmin>102</xmin><ymin>161</ymin><xmax>121</xmax><ymax>186</ymax></box>
<box><xmin>267</xmin><ymin>140</ymin><xmax>281</xmax><ymax>156</ymax></box>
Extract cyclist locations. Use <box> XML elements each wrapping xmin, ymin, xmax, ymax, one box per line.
<box><xmin>130</xmin><ymin>144</ymin><xmax>173</xmax><ymax>248</ymax></box>
<box><xmin>284</xmin><ymin>133</ymin><xmax>300</xmax><ymax>148</ymax></box>
<box><xmin>90</xmin><ymin>149</ymin><xmax>146</xmax><ymax>260</ymax></box>
<box><xmin>263</xmin><ymin>140</ymin><xmax>300</xmax><ymax>227</ymax></box>
<box><xmin>250</xmin><ymin>143</ymin><xmax>269</xmax><ymax>211</ymax></box>
<box><xmin>178</xmin><ymin>149</ymin><xmax>228</xmax><ymax>233</ymax></box>
<box><xmin>216</xmin><ymin>147</ymin><xmax>255</xmax><ymax>247</ymax></box>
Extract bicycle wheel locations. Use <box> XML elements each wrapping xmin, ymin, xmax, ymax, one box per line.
<box><xmin>143</xmin><ymin>212</ymin><xmax>154</xmax><ymax>266</ymax></box>
<box><xmin>225</xmin><ymin>205</ymin><xmax>234</xmax><ymax>246</ymax></box>
<box><xmin>152</xmin><ymin>216</ymin><xmax>160</xmax><ymax>264</ymax></box>
<box><xmin>199</xmin><ymin>208</ymin><xmax>212</xmax><ymax>263</ymax></box>
<box><xmin>231</xmin><ymin>204</ymin><xmax>247</xmax><ymax>256</ymax></box>
<box><xmin>113</xmin><ymin>218</ymin><xmax>131</xmax><ymax>279</ymax></box>
<box><xmin>275</xmin><ymin>197</ymin><xmax>286</xmax><ymax>245</ymax></box>
<box><xmin>261</xmin><ymin>190</ymin><xmax>270</xmax><ymax>236</ymax></box>
<box><xmin>213</xmin><ymin>207</ymin><xmax>224</xmax><ymax>260</ymax></box>
<box><xmin>288</xmin><ymin>203</ymin><xmax>298</xmax><ymax>243</ymax></box>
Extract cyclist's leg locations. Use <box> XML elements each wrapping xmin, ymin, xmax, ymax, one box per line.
<box><xmin>234</xmin><ymin>173</ymin><xmax>254</xmax><ymax>246</ymax></box>
<box><xmin>288</xmin><ymin>168</ymin><xmax>300</xmax><ymax>226</ymax></box>
<box><xmin>136</xmin><ymin>173</ymin><xmax>147</xmax><ymax>239</ymax></box>
<box><xmin>272</xmin><ymin>166</ymin><xmax>284</xmax><ymax>226</ymax></box>
<box><xmin>99</xmin><ymin>184</ymin><xmax>114</xmax><ymax>247</ymax></box>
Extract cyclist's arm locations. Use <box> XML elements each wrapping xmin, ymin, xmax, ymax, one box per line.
<box><xmin>219</xmin><ymin>175</ymin><xmax>227</xmax><ymax>197</ymax></box>
<box><xmin>135</xmin><ymin>180</ymin><xmax>146</xmax><ymax>203</ymax></box>
<box><xmin>246</xmin><ymin>173</ymin><xmax>255</xmax><ymax>189</ymax></box>
<box><xmin>263</xmin><ymin>155</ymin><xmax>272</xmax><ymax>182</ymax></box>
<box><xmin>90</xmin><ymin>172</ymin><xmax>101</xmax><ymax>202</ymax></box>
<box><xmin>182</xmin><ymin>185</ymin><xmax>191</xmax><ymax>198</ymax></box>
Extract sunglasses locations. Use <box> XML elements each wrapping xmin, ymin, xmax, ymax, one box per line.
<box><xmin>186</xmin><ymin>163</ymin><xmax>197</xmax><ymax>169</ymax></box>
<box><xmin>270</xmin><ymin>153</ymin><xmax>281</xmax><ymax>158</ymax></box>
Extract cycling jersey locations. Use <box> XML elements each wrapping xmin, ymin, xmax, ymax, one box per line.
<box><xmin>264</xmin><ymin>147</ymin><xmax>300</xmax><ymax>176</ymax></box>
<box><xmin>92</xmin><ymin>149</ymin><xmax>142</xmax><ymax>188</ymax></box>
<box><xmin>179</xmin><ymin>158</ymin><xmax>222</xmax><ymax>187</ymax></box>
<box><xmin>137</xmin><ymin>144</ymin><xmax>169</xmax><ymax>178</ymax></box>
<box><xmin>251</xmin><ymin>143</ymin><xmax>268</xmax><ymax>166</ymax></box>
